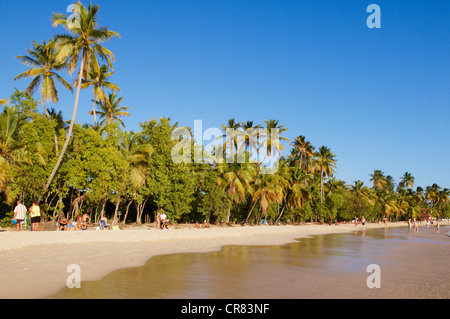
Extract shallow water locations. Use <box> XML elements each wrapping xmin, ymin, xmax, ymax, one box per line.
<box><xmin>50</xmin><ymin>226</ymin><xmax>450</xmax><ymax>299</ymax></box>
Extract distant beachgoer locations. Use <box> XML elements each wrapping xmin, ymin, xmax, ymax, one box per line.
<box><xmin>82</xmin><ymin>213</ymin><xmax>90</xmax><ymax>229</ymax></box>
<box><xmin>202</xmin><ymin>221</ymin><xmax>210</xmax><ymax>228</ymax></box>
<box><xmin>155</xmin><ymin>211</ymin><xmax>161</xmax><ymax>229</ymax></box>
<box><xmin>160</xmin><ymin>210</ymin><xmax>167</xmax><ymax>229</ymax></box>
<box><xmin>29</xmin><ymin>201</ymin><xmax>41</xmax><ymax>231</ymax></box>
<box><xmin>414</xmin><ymin>219</ymin><xmax>419</xmax><ymax>233</ymax></box>
<box><xmin>408</xmin><ymin>219</ymin><xmax>412</xmax><ymax>232</ymax></box>
<box><xmin>75</xmin><ymin>216</ymin><xmax>84</xmax><ymax>231</ymax></box>
<box><xmin>383</xmin><ymin>217</ymin><xmax>388</xmax><ymax>229</ymax></box>
<box><xmin>58</xmin><ymin>217</ymin><xmax>68</xmax><ymax>231</ymax></box>
<box><xmin>195</xmin><ymin>221</ymin><xmax>200</xmax><ymax>229</ymax></box>
<box><xmin>436</xmin><ymin>220</ymin><xmax>440</xmax><ymax>233</ymax></box>
<box><xmin>361</xmin><ymin>216</ymin><xmax>366</xmax><ymax>230</ymax></box>
<box><xmin>13</xmin><ymin>200</ymin><xmax>27</xmax><ymax>231</ymax></box>
<box><xmin>355</xmin><ymin>216</ymin><xmax>358</xmax><ymax>227</ymax></box>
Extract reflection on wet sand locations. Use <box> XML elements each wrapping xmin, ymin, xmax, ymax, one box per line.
<box><xmin>51</xmin><ymin>226</ymin><xmax>450</xmax><ymax>299</ymax></box>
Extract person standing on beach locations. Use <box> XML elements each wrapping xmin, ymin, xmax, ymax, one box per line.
<box><xmin>355</xmin><ymin>216</ymin><xmax>358</xmax><ymax>227</ymax></box>
<box><xmin>13</xmin><ymin>200</ymin><xmax>27</xmax><ymax>231</ymax></box>
<box><xmin>160</xmin><ymin>210</ymin><xmax>168</xmax><ymax>228</ymax></box>
<box><xmin>29</xmin><ymin>201</ymin><xmax>41</xmax><ymax>231</ymax></box>
<box><xmin>414</xmin><ymin>219</ymin><xmax>419</xmax><ymax>233</ymax></box>
<box><xmin>361</xmin><ymin>216</ymin><xmax>366</xmax><ymax>230</ymax></box>
<box><xmin>436</xmin><ymin>220</ymin><xmax>440</xmax><ymax>233</ymax></box>
<box><xmin>408</xmin><ymin>219</ymin><xmax>412</xmax><ymax>232</ymax></box>
<box><xmin>155</xmin><ymin>210</ymin><xmax>161</xmax><ymax>229</ymax></box>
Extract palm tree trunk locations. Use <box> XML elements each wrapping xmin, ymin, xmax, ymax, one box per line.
<box><xmin>41</xmin><ymin>98</ymin><xmax>51</xmax><ymax>119</ymax></box>
<box><xmin>320</xmin><ymin>170</ymin><xmax>324</xmax><ymax>203</ymax></box>
<box><xmin>275</xmin><ymin>203</ymin><xmax>286</xmax><ymax>223</ymax></box>
<box><xmin>92</xmin><ymin>97</ymin><xmax>97</xmax><ymax>127</ymax></box>
<box><xmin>43</xmin><ymin>57</ymin><xmax>85</xmax><ymax>196</ymax></box>
<box><xmin>245</xmin><ymin>198</ymin><xmax>259</xmax><ymax>224</ymax></box>
<box><xmin>122</xmin><ymin>200</ymin><xmax>133</xmax><ymax>225</ymax></box>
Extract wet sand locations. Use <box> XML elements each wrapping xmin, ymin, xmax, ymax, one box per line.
<box><xmin>0</xmin><ymin>222</ymin><xmax>448</xmax><ymax>299</ymax></box>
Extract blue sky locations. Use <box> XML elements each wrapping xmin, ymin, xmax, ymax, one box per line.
<box><xmin>0</xmin><ymin>0</ymin><xmax>449</xmax><ymax>189</ymax></box>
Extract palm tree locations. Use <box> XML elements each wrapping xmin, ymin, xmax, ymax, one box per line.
<box><xmin>245</xmin><ymin>171</ymin><xmax>284</xmax><ymax>224</ymax></box>
<box><xmin>315</xmin><ymin>146</ymin><xmax>337</xmax><ymax>203</ymax></box>
<box><xmin>74</xmin><ymin>64</ymin><xmax>120</xmax><ymax>126</ymax></box>
<box><xmin>0</xmin><ymin>99</ymin><xmax>8</xmax><ymax>106</ymax></box>
<box><xmin>0</xmin><ymin>106</ymin><xmax>28</xmax><ymax>165</ymax></box>
<box><xmin>120</xmin><ymin>131</ymin><xmax>153</xmax><ymax>224</ymax></box>
<box><xmin>239</xmin><ymin>121</ymin><xmax>261</xmax><ymax>155</ymax></box>
<box><xmin>220</xmin><ymin>118</ymin><xmax>241</xmax><ymax>160</ymax></box>
<box><xmin>290</xmin><ymin>135</ymin><xmax>314</xmax><ymax>171</ymax></box>
<box><xmin>14</xmin><ymin>39</ymin><xmax>73</xmax><ymax>118</ymax></box>
<box><xmin>399</xmin><ymin>172</ymin><xmax>415</xmax><ymax>190</ymax></box>
<box><xmin>91</xmin><ymin>92</ymin><xmax>130</xmax><ymax>127</ymax></box>
<box><xmin>370</xmin><ymin>170</ymin><xmax>386</xmax><ymax>189</ymax></box>
<box><xmin>217</xmin><ymin>160</ymin><xmax>256</xmax><ymax>222</ymax></box>
<box><xmin>44</xmin><ymin>2</ymin><xmax>120</xmax><ymax>194</ymax></box>
<box><xmin>260</xmin><ymin>119</ymin><xmax>289</xmax><ymax>160</ymax></box>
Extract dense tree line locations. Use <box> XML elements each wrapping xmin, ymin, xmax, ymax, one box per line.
<box><xmin>1</xmin><ymin>2</ymin><xmax>448</xmax><ymax>227</ymax></box>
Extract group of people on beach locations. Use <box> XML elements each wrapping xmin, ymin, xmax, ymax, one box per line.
<box><xmin>12</xmin><ymin>200</ymin><xmax>41</xmax><ymax>231</ymax></box>
<box><xmin>57</xmin><ymin>213</ymin><xmax>91</xmax><ymax>231</ymax></box>
<box><xmin>408</xmin><ymin>218</ymin><xmax>441</xmax><ymax>233</ymax></box>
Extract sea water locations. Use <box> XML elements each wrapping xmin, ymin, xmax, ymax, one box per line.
<box><xmin>50</xmin><ymin>226</ymin><xmax>450</xmax><ymax>299</ymax></box>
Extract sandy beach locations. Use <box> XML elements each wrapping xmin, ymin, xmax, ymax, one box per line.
<box><xmin>0</xmin><ymin>221</ymin><xmax>447</xmax><ymax>299</ymax></box>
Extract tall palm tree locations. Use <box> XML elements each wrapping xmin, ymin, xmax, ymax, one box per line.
<box><xmin>399</xmin><ymin>172</ymin><xmax>415</xmax><ymax>190</ymax></box>
<box><xmin>44</xmin><ymin>2</ymin><xmax>120</xmax><ymax>194</ymax></box>
<box><xmin>239</xmin><ymin>121</ymin><xmax>261</xmax><ymax>155</ymax></box>
<box><xmin>260</xmin><ymin>119</ymin><xmax>289</xmax><ymax>160</ymax></box>
<box><xmin>220</xmin><ymin>118</ymin><xmax>241</xmax><ymax>160</ymax></box>
<box><xmin>290</xmin><ymin>135</ymin><xmax>314</xmax><ymax>171</ymax></box>
<box><xmin>14</xmin><ymin>39</ymin><xmax>73</xmax><ymax>118</ymax></box>
<box><xmin>370</xmin><ymin>170</ymin><xmax>386</xmax><ymax>189</ymax></box>
<box><xmin>315</xmin><ymin>146</ymin><xmax>337</xmax><ymax>203</ymax></box>
<box><xmin>91</xmin><ymin>92</ymin><xmax>130</xmax><ymax>127</ymax></box>
<box><xmin>74</xmin><ymin>64</ymin><xmax>120</xmax><ymax>126</ymax></box>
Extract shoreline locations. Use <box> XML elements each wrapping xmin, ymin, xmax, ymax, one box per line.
<box><xmin>0</xmin><ymin>221</ymin><xmax>446</xmax><ymax>299</ymax></box>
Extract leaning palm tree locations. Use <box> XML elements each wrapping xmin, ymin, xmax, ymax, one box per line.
<box><xmin>74</xmin><ymin>64</ymin><xmax>120</xmax><ymax>126</ymax></box>
<box><xmin>91</xmin><ymin>92</ymin><xmax>130</xmax><ymax>127</ymax></box>
<box><xmin>44</xmin><ymin>2</ymin><xmax>120</xmax><ymax>193</ymax></box>
<box><xmin>14</xmin><ymin>39</ymin><xmax>73</xmax><ymax>118</ymax></box>
<box><xmin>245</xmin><ymin>172</ymin><xmax>284</xmax><ymax>224</ymax></box>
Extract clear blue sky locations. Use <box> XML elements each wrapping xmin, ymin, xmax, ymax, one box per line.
<box><xmin>0</xmin><ymin>0</ymin><xmax>449</xmax><ymax>189</ymax></box>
